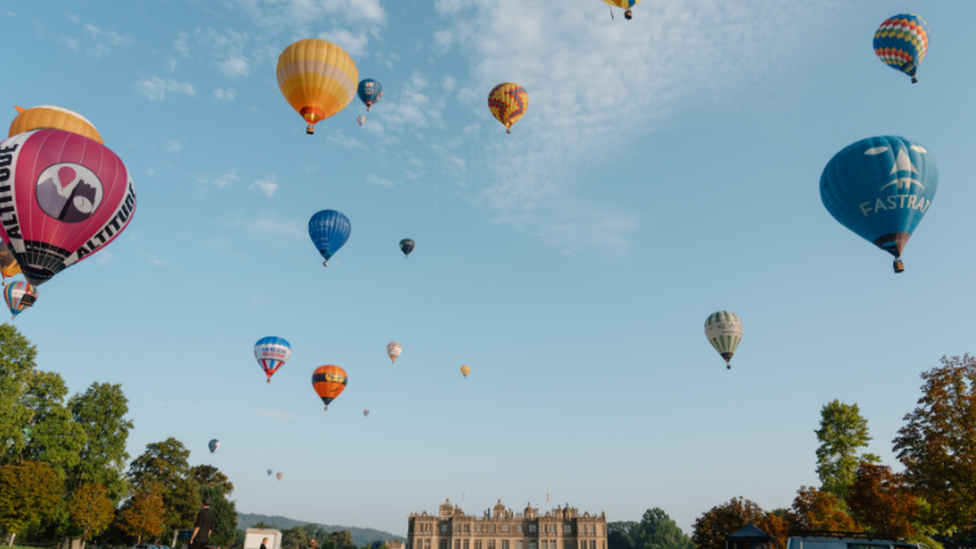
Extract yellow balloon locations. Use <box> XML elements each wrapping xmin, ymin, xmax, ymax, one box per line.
<box><xmin>488</xmin><ymin>83</ymin><xmax>529</xmax><ymax>134</ymax></box>
<box><xmin>599</xmin><ymin>0</ymin><xmax>642</xmax><ymax>19</ymax></box>
<box><xmin>276</xmin><ymin>39</ymin><xmax>359</xmax><ymax>135</ymax></box>
<box><xmin>460</xmin><ymin>365</ymin><xmax>471</xmax><ymax>378</ymax></box>
<box><xmin>9</xmin><ymin>105</ymin><xmax>104</xmax><ymax>143</ymax></box>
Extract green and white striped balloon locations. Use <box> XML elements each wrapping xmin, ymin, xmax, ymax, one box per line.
<box><xmin>704</xmin><ymin>311</ymin><xmax>743</xmax><ymax>369</ymax></box>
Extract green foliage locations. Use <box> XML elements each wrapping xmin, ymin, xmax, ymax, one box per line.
<box><xmin>117</xmin><ymin>484</ymin><xmax>166</xmax><ymax>544</ymax></box>
<box><xmin>814</xmin><ymin>400</ymin><xmax>879</xmax><ymax>501</ymax></box>
<box><xmin>252</xmin><ymin>522</ymin><xmax>274</xmax><ymax>529</ymax></box>
<box><xmin>67</xmin><ymin>483</ymin><xmax>115</xmax><ymax>541</ymax></box>
<box><xmin>192</xmin><ymin>464</ymin><xmax>234</xmax><ymax>496</ymax></box>
<box><xmin>128</xmin><ymin>438</ymin><xmax>201</xmax><ymax>542</ymax></box>
<box><xmin>630</xmin><ymin>509</ymin><xmax>693</xmax><ymax>549</ymax></box>
<box><xmin>233</xmin><ymin>529</ymin><xmax>247</xmax><ymax>549</ymax></box>
<box><xmin>235</xmin><ymin>515</ymin><xmax>399</xmax><ymax>547</ymax></box>
<box><xmin>202</xmin><ymin>485</ymin><xmax>238</xmax><ymax>549</ymax></box>
<box><xmin>607</xmin><ymin>522</ymin><xmax>637</xmax><ymax>549</ymax></box>
<box><xmin>283</xmin><ymin>526</ymin><xmax>309</xmax><ymax>549</ymax></box>
<box><xmin>19</xmin><ymin>370</ymin><xmax>86</xmax><ymax>479</ymax></box>
<box><xmin>66</xmin><ymin>382</ymin><xmax>132</xmax><ymax>504</ymax></box>
<box><xmin>893</xmin><ymin>354</ymin><xmax>976</xmax><ymax>534</ymax></box>
<box><xmin>0</xmin><ymin>461</ymin><xmax>64</xmax><ymax>538</ymax></box>
<box><xmin>691</xmin><ymin>497</ymin><xmax>764</xmax><ymax>549</ymax></box>
<box><xmin>790</xmin><ymin>486</ymin><xmax>858</xmax><ymax>531</ymax></box>
<box><xmin>0</xmin><ymin>324</ymin><xmax>38</xmax><ymax>464</ymax></box>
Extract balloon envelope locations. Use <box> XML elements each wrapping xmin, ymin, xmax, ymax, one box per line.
<box><xmin>386</xmin><ymin>342</ymin><xmax>401</xmax><ymax>363</ymax></box>
<box><xmin>276</xmin><ymin>39</ymin><xmax>358</xmax><ymax>134</ymax></box>
<box><xmin>460</xmin><ymin>365</ymin><xmax>471</xmax><ymax>377</ymax></box>
<box><xmin>874</xmin><ymin>14</ymin><xmax>929</xmax><ymax>81</ymax></box>
<box><xmin>9</xmin><ymin>105</ymin><xmax>104</xmax><ymax>143</ymax></box>
<box><xmin>357</xmin><ymin>79</ymin><xmax>383</xmax><ymax>111</ymax></box>
<box><xmin>0</xmin><ymin>129</ymin><xmax>136</xmax><ymax>286</ymax></box>
<box><xmin>357</xmin><ymin>115</ymin><xmax>365</xmax><ymax>126</ymax></box>
<box><xmin>821</xmin><ymin>136</ymin><xmax>937</xmax><ymax>265</ymax></box>
<box><xmin>399</xmin><ymin>238</ymin><xmax>415</xmax><ymax>257</ymax></box>
<box><xmin>0</xmin><ymin>241</ymin><xmax>22</xmax><ymax>279</ymax></box>
<box><xmin>363</xmin><ymin>409</ymin><xmax>370</xmax><ymax>417</ymax></box>
<box><xmin>599</xmin><ymin>0</ymin><xmax>642</xmax><ymax>7</ymax></box>
<box><xmin>488</xmin><ymin>83</ymin><xmax>528</xmax><ymax>133</ymax></box>
<box><xmin>312</xmin><ymin>365</ymin><xmax>348</xmax><ymax>410</ymax></box>
<box><xmin>276</xmin><ymin>472</ymin><xmax>283</xmax><ymax>480</ymax></box>
<box><xmin>704</xmin><ymin>311</ymin><xmax>742</xmax><ymax>368</ymax></box>
<box><xmin>308</xmin><ymin>210</ymin><xmax>351</xmax><ymax>266</ymax></box>
<box><xmin>4</xmin><ymin>281</ymin><xmax>37</xmax><ymax>318</ymax></box>
<box><xmin>267</xmin><ymin>469</ymin><xmax>273</xmax><ymax>476</ymax></box>
<box><xmin>208</xmin><ymin>439</ymin><xmax>220</xmax><ymax>454</ymax></box>
<box><xmin>254</xmin><ymin>337</ymin><xmax>292</xmax><ymax>383</ymax></box>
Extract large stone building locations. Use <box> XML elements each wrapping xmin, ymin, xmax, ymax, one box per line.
<box><xmin>407</xmin><ymin>500</ymin><xmax>607</xmax><ymax>549</ymax></box>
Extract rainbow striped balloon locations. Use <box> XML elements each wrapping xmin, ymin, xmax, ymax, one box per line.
<box><xmin>488</xmin><ymin>83</ymin><xmax>529</xmax><ymax>134</ymax></box>
<box><xmin>600</xmin><ymin>0</ymin><xmax>642</xmax><ymax>8</ymax></box>
<box><xmin>4</xmin><ymin>281</ymin><xmax>38</xmax><ymax>319</ymax></box>
<box><xmin>276</xmin><ymin>39</ymin><xmax>359</xmax><ymax>134</ymax></box>
<box><xmin>873</xmin><ymin>14</ymin><xmax>929</xmax><ymax>83</ymax></box>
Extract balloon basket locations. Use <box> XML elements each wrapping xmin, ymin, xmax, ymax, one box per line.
<box><xmin>893</xmin><ymin>259</ymin><xmax>905</xmax><ymax>273</ymax></box>
<box><xmin>624</xmin><ymin>10</ymin><xmax>633</xmax><ymax>20</ymax></box>
<box><xmin>306</xmin><ymin>125</ymin><xmax>315</xmax><ymax>135</ymax></box>
<box><xmin>506</xmin><ymin>128</ymin><xmax>512</xmax><ymax>134</ymax></box>
<box><xmin>911</xmin><ymin>77</ymin><xmax>918</xmax><ymax>84</ymax></box>
<box><xmin>322</xmin><ymin>260</ymin><xmax>329</xmax><ymax>267</ymax></box>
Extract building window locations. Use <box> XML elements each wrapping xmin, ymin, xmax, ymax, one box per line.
<box><xmin>563</xmin><ymin>525</ymin><xmax>571</xmax><ymax>534</ymax></box>
<box><xmin>502</xmin><ymin>526</ymin><xmax>510</xmax><ymax>533</ymax></box>
<box><xmin>455</xmin><ymin>541</ymin><xmax>460</xmax><ymax>549</ymax></box>
<box><xmin>441</xmin><ymin>525</ymin><xmax>448</xmax><ymax>533</ymax></box>
<box><xmin>465</xmin><ymin>525</ymin><xmax>471</xmax><ymax>533</ymax></box>
<box><xmin>425</xmin><ymin>541</ymin><xmax>431</xmax><ymax>549</ymax></box>
<box><xmin>590</xmin><ymin>541</ymin><xmax>596</xmax><ymax>549</ymax></box>
<box><xmin>517</xmin><ymin>526</ymin><xmax>523</xmax><ymax>534</ymax></box>
<box><xmin>475</xmin><ymin>542</ymin><xmax>482</xmax><ymax>549</ymax></box>
<box><xmin>489</xmin><ymin>526</ymin><xmax>496</xmax><ymax>534</ymax></box>
<box><xmin>488</xmin><ymin>542</ymin><xmax>496</xmax><ymax>549</ymax></box>
<box><xmin>542</xmin><ymin>542</ymin><xmax>548</xmax><ymax>549</ymax></box>
<box><xmin>529</xmin><ymin>526</ymin><xmax>537</xmax><ymax>534</ymax></box>
<box><xmin>518</xmin><ymin>542</ymin><xmax>524</xmax><ymax>549</ymax></box>
<box><xmin>464</xmin><ymin>541</ymin><xmax>469</xmax><ymax>549</ymax></box>
<box><xmin>456</xmin><ymin>525</ymin><xmax>462</xmax><ymax>533</ymax></box>
<box><xmin>440</xmin><ymin>541</ymin><xmax>447</xmax><ymax>549</ymax></box>
<box><xmin>530</xmin><ymin>543</ymin><xmax>537</xmax><ymax>549</ymax></box>
<box><xmin>565</xmin><ymin>542</ymin><xmax>572</xmax><ymax>549</ymax></box>
<box><xmin>503</xmin><ymin>542</ymin><xmax>510</xmax><ymax>549</ymax></box>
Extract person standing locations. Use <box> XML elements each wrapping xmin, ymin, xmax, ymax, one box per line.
<box><xmin>260</xmin><ymin>538</ymin><xmax>270</xmax><ymax>549</ymax></box>
<box><xmin>189</xmin><ymin>498</ymin><xmax>215</xmax><ymax>549</ymax></box>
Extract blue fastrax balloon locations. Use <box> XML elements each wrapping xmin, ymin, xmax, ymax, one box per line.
<box><xmin>820</xmin><ymin>136</ymin><xmax>938</xmax><ymax>273</ymax></box>
<box><xmin>308</xmin><ymin>210</ymin><xmax>351</xmax><ymax>266</ymax></box>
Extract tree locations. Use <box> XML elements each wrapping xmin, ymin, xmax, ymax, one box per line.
<box><xmin>691</xmin><ymin>497</ymin><xmax>764</xmax><ymax>549</ymax></box>
<box><xmin>66</xmin><ymin>382</ymin><xmax>133</xmax><ymax>504</ymax></box>
<box><xmin>18</xmin><ymin>370</ymin><xmax>87</xmax><ymax>478</ymax></box>
<box><xmin>67</xmin><ymin>483</ymin><xmax>116</xmax><ymax>549</ymax></box>
<box><xmin>117</xmin><ymin>484</ymin><xmax>166</xmax><ymax>544</ymax></box>
<box><xmin>607</xmin><ymin>522</ymin><xmax>637</xmax><ymax>549</ymax></box>
<box><xmin>790</xmin><ymin>486</ymin><xmax>858</xmax><ymax>531</ymax></box>
<box><xmin>0</xmin><ymin>461</ymin><xmax>64</xmax><ymax>545</ymax></box>
<box><xmin>201</xmin><ymin>485</ymin><xmax>238</xmax><ymax>549</ymax></box>
<box><xmin>283</xmin><ymin>526</ymin><xmax>309</xmax><ymax>549</ymax></box>
<box><xmin>252</xmin><ymin>522</ymin><xmax>273</xmax><ymax>529</ymax></box>
<box><xmin>893</xmin><ymin>354</ymin><xmax>976</xmax><ymax>533</ymax></box>
<box><xmin>815</xmin><ymin>400</ymin><xmax>880</xmax><ymax>501</ymax></box>
<box><xmin>756</xmin><ymin>512</ymin><xmax>789</xmax><ymax>549</ymax></box>
<box><xmin>191</xmin><ymin>464</ymin><xmax>234</xmax><ymax>496</ymax></box>
<box><xmin>846</xmin><ymin>463</ymin><xmax>916</xmax><ymax>538</ymax></box>
<box><xmin>129</xmin><ymin>438</ymin><xmax>200</xmax><ymax>542</ymax></box>
<box><xmin>0</xmin><ymin>324</ymin><xmax>38</xmax><ymax>464</ymax></box>
<box><xmin>630</xmin><ymin>509</ymin><xmax>694</xmax><ymax>549</ymax></box>
<box><xmin>328</xmin><ymin>530</ymin><xmax>356</xmax><ymax>549</ymax></box>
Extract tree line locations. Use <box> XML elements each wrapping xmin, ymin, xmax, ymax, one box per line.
<box><xmin>608</xmin><ymin>354</ymin><xmax>976</xmax><ymax>549</ymax></box>
<box><xmin>0</xmin><ymin>324</ymin><xmax>239</xmax><ymax>548</ymax></box>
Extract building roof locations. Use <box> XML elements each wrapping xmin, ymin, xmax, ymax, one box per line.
<box><xmin>725</xmin><ymin>522</ymin><xmax>773</xmax><ymax>543</ymax></box>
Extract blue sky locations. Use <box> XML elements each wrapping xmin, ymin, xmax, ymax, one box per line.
<box><xmin>3</xmin><ymin>0</ymin><xmax>975</xmax><ymax>537</ymax></box>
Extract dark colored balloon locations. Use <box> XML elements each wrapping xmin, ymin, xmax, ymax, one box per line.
<box><xmin>399</xmin><ymin>238</ymin><xmax>415</xmax><ymax>257</ymax></box>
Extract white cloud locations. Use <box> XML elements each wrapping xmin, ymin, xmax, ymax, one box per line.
<box><xmin>442</xmin><ymin>76</ymin><xmax>458</xmax><ymax>92</ymax></box>
<box><xmin>199</xmin><ymin>28</ymin><xmax>251</xmax><ymax>77</ymax></box>
<box><xmin>366</xmin><ymin>175</ymin><xmax>395</xmax><ymax>188</ymax></box>
<box><xmin>214</xmin><ymin>173</ymin><xmax>239</xmax><ymax>188</ymax></box>
<box><xmin>433</xmin><ymin>29</ymin><xmax>454</xmax><ymax>52</ymax></box>
<box><xmin>214</xmin><ymin>88</ymin><xmax>236</xmax><ymax>101</ymax></box>
<box><xmin>250</xmin><ymin>178</ymin><xmax>279</xmax><ymax>198</ymax></box>
<box><xmin>434</xmin><ymin>0</ymin><xmax>465</xmax><ymax>15</ymax></box>
<box><xmin>134</xmin><ymin>76</ymin><xmax>195</xmax><ymax>101</ymax></box>
<box><xmin>381</xmin><ymin>70</ymin><xmax>444</xmax><ymax>129</ymax></box>
<box><xmin>317</xmin><ymin>28</ymin><xmax>371</xmax><ymax>58</ymax></box>
<box><xmin>62</xmin><ymin>37</ymin><xmax>79</xmax><ymax>51</ymax></box>
<box><xmin>226</xmin><ymin>214</ymin><xmax>305</xmax><ymax>241</ymax></box>
<box><xmin>165</xmin><ymin>139</ymin><xmax>181</xmax><ymax>153</ymax></box>
<box><xmin>149</xmin><ymin>257</ymin><xmax>170</xmax><ymax>267</ymax></box>
<box><xmin>96</xmin><ymin>250</ymin><xmax>113</xmax><ymax>266</ymax></box>
<box><xmin>145</xmin><ymin>167</ymin><xmax>157</xmax><ymax>176</ymax></box>
<box><xmin>251</xmin><ymin>410</ymin><xmax>295</xmax><ymax>420</ymax></box>
<box><xmin>66</xmin><ymin>13</ymin><xmax>79</xmax><ymax>23</ymax></box>
<box><xmin>218</xmin><ymin>56</ymin><xmax>250</xmax><ymax>77</ymax></box>
<box><xmin>174</xmin><ymin>32</ymin><xmax>190</xmax><ymax>57</ymax></box>
<box><xmin>230</xmin><ymin>0</ymin><xmax>385</xmax><ymax>29</ymax></box>
<box><xmin>84</xmin><ymin>23</ymin><xmax>134</xmax><ymax>57</ymax></box>
<box><xmin>326</xmin><ymin>130</ymin><xmax>367</xmax><ymax>150</ymax></box>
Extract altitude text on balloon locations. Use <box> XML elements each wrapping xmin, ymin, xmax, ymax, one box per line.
<box><xmin>74</xmin><ymin>182</ymin><xmax>136</xmax><ymax>260</ymax></box>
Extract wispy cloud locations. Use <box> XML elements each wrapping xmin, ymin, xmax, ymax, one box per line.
<box><xmin>165</xmin><ymin>138</ymin><xmax>182</xmax><ymax>153</ymax></box>
<box><xmin>380</xmin><ymin>70</ymin><xmax>445</xmax><ymax>130</ymax></box>
<box><xmin>225</xmin><ymin>214</ymin><xmax>305</xmax><ymax>241</ymax></box>
<box><xmin>317</xmin><ymin>28</ymin><xmax>371</xmax><ymax>57</ymax></box>
<box><xmin>199</xmin><ymin>27</ymin><xmax>251</xmax><ymax>77</ymax></box>
<box><xmin>366</xmin><ymin>174</ymin><xmax>395</xmax><ymax>188</ymax></box>
<box><xmin>134</xmin><ymin>76</ymin><xmax>195</xmax><ymax>101</ymax></box>
<box><xmin>96</xmin><ymin>250</ymin><xmax>113</xmax><ymax>266</ymax></box>
<box><xmin>149</xmin><ymin>257</ymin><xmax>170</xmax><ymax>267</ymax></box>
<box><xmin>229</xmin><ymin>0</ymin><xmax>386</xmax><ymax>30</ymax></box>
<box><xmin>214</xmin><ymin>88</ymin><xmax>236</xmax><ymax>101</ymax></box>
<box><xmin>250</xmin><ymin>409</ymin><xmax>294</xmax><ymax>420</ymax></box>
<box><xmin>325</xmin><ymin>130</ymin><xmax>367</xmax><ymax>150</ymax></box>
<box><xmin>250</xmin><ymin>177</ymin><xmax>279</xmax><ymax>198</ymax></box>
<box><xmin>214</xmin><ymin>173</ymin><xmax>238</xmax><ymax>188</ymax></box>
<box><xmin>142</xmin><ymin>399</ymin><xmax>199</xmax><ymax>409</ymax></box>
<box><xmin>84</xmin><ymin>23</ymin><xmax>134</xmax><ymax>57</ymax></box>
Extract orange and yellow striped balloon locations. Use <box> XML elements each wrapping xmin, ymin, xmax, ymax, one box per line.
<box><xmin>488</xmin><ymin>83</ymin><xmax>529</xmax><ymax>134</ymax></box>
<box><xmin>9</xmin><ymin>105</ymin><xmax>104</xmax><ymax>143</ymax></box>
<box><xmin>276</xmin><ymin>39</ymin><xmax>359</xmax><ymax>135</ymax></box>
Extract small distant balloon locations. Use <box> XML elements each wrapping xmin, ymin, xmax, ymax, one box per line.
<box><xmin>704</xmin><ymin>311</ymin><xmax>743</xmax><ymax>370</ymax></box>
<box><xmin>399</xmin><ymin>239</ymin><xmax>415</xmax><ymax>258</ymax></box>
<box><xmin>363</xmin><ymin>409</ymin><xmax>370</xmax><ymax>417</ymax></box>
<box><xmin>254</xmin><ymin>336</ymin><xmax>292</xmax><ymax>383</ymax></box>
<box><xmin>874</xmin><ymin>14</ymin><xmax>929</xmax><ymax>83</ymax></box>
<box><xmin>599</xmin><ymin>0</ymin><xmax>643</xmax><ymax>20</ymax></box>
<box><xmin>208</xmin><ymin>439</ymin><xmax>220</xmax><ymax>454</ymax></box>
<box><xmin>357</xmin><ymin>115</ymin><xmax>365</xmax><ymax>126</ymax></box>
<box><xmin>276</xmin><ymin>472</ymin><xmax>283</xmax><ymax>481</ymax></box>
<box><xmin>267</xmin><ymin>469</ymin><xmax>273</xmax><ymax>477</ymax></box>
<box><xmin>308</xmin><ymin>210</ymin><xmax>351</xmax><ymax>267</ymax></box>
<box><xmin>488</xmin><ymin>83</ymin><xmax>529</xmax><ymax>134</ymax></box>
<box><xmin>4</xmin><ymin>281</ymin><xmax>37</xmax><ymax>319</ymax></box>
<box><xmin>460</xmin><ymin>365</ymin><xmax>471</xmax><ymax>378</ymax></box>
<box><xmin>386</xmin><ymin>342</ymin><xmax>402</xmax><ymax>364</ymax></box>
<box><xmin>357</xmin><ymin>79</ymin><xmax>384</xmax><ymax>111</ymax></box>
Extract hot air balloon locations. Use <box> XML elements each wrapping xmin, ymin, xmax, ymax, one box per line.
<box><xmin>704</xmin><ymin>311</ymin><xmax>742</xmax><ymax>370</ymax></box>
<box><xmin>276</xmin><ymin>472</ymin><xmax>283</xmax><ymax>481</ymax></box>
<box><xmin>254</xmin><ymin>337</ymin><xmax>292</xmax><ymax>383</ymax></box>
<box><xmin>874</xmin><ymin>14</ymin><xmax>929</xmax><ymax>84</ymax></box>
<box><xmin>357</xmin><ymin>79</ymin><xmax>383</xmax><ymax>111</ymax></box>
<box><xmin>4</xmin><ymin>281</ymin><xmax>37</xmax><ymax>319</ymax></box>
<box><xmin>363</xmin><ymin>409</ymin><xmax>370</xmax><ymax>417</ymax></box>
<box><xmin>821</xmin><ymin>136</ymin><xmax>937</xmax><ymax>273</ymax></box>
<box><xmin>276</xmin><ymin>39</ymin><xmax>359</xmax><ymax>135</ymax></box>
<box><xmin>9</xmin><ymin>105</ymin><xmax>104</xmax><ymax>143</ymax></box>
<box><xmin>386</xmin><ymin>342</ymin><xmax>401</xmax><ymax>364</ymax></box>
<box><xmin>488</xmin><ymin>83</ymin><xmax>529</xmax><ymax>134</ymax></box>
<box><xmin>267</xmin><ymin>469</ymin><xmax>273</xmax><ymax>477</ymax></box>
<box><xmin>600</xmin><ymin>0</ymin><xmax>643</xmax><ymax>20</ymax></box>
<box><xmin>357</xmin><ymin>115</ymin><xmax>365</xmax><ymax>126</ymax></box>
<box><xmin>0</xmin><ymin>241</ymin><xmax>22</xmax><ymax>282</ymax></box>
<box><xmin>0</xmin><ymin>129</ymin><xmax>136</xmax><ymax>286</ymax></box>
<box><xmin>460</xmin><ymin>365</ymin><xmax>471</xmax><ymax>378</ymax></box>
<box><xmin>208</xmin><ymin>439</ymin><xmax>220</xmax><ymax>454</ymax></box>
<box><xmin>399</xmin><ymin>238</ymin><xmax>415</xmax><ymax>258</ymax></box>
<box><xmin>308</xmin><ymin>210</ymin><xmax>351</xmax><ymax>266</ymax></box>
<box><xmin>312</xmin><ymin>365</ymin><xmax>348</xmax><ymax>411</ymax></box>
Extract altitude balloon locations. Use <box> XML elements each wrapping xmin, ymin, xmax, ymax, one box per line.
<box><xmin>308</xmin><ymin>210</ymin><xmax>351</xmax><ymax>266</ymax></box>
<box><xmin>4</xmin><ymin>281</ymin><xmax>37</xmax><ymax>319</ymax></box>
<box><xmin>821</xmin><ymin>136</ymin><xmax>937</xmax><ymax>273</ymax></box>
<box><xmin>460</xmin><ymin>365</ymin><xmax>471</xmax><ymax>378</ymax></box>
<box><xmin>704</xmin><ymin>311</ymin><xmax>742</xmax><ymax>370</ymax></box>
<box><xmin>357</xmin><ymin>115</ymin><xmax>365</xmax><ymax>127</ymax></box>
<box><xmin>0</xmin><ymin>241</ymin><xmax>22</xmax><ymax>281</ymax></box>
<box><xmin>386</xmin><ymin>342</ymin><xmax>401</xmax><ymax>364</ymax></box>
<box><xmin>357</xmin><ymin>79</ymin><xmax>383</xmax><ymax>111</ymax></box>
<box><xmin>874</xmin><ymin>14</ymin><xmax>929</xmax><ymax>83</ymax></box>
<box><xmin>276</xmin><ymin>39</ymin><xmax>359</xmax><ymax>135</ymax></box>
<box><xmin>599</xmin><ymin>0</ymin><xmax>643</xmax><ymax>19</ymax></box>
<box><xmin>208</xmin><ymin>439</ymin><xmax>220</xmax><ymax>454</ymax></box>
<box><xmin>276</xmin><ymin>472</ymin><xmax>283</xmax><ymax>481</ymax></box>
<box><xmin>9</xmin><ymin>105</ymin><xmax>104</xmax><ymax>143</ymax></box>
<box><xmin>399</xmin><ymin>238</ymin><xmax>415</xmax><ymax>257</ymax></box>
<box><xmin>312</xmin><ymin>365</ymin><xmax>348</xmax><ymax>411</ymax></box>
<box><xmin>363</xmin><ymin>409</ymin><xmax>370</xmax><ymax>417</ymax></box>
<box><xmin>0</xmin><ymin>129</ymin><xmax>136</xmax><ymax>286</ymax></box>
<box><xmin>488</xmin><ymin>83</ymin><xmax>529</xmax><ymax>134</ymax></box>
<box><xmin>254</xmin><ymin>337</ymin><xmax>292</xmax><ymax>383</ymax></box>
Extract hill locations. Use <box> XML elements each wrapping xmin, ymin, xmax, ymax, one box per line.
<box><xmin>236</xmin><ymin>513</ymin><xmax>403</xmax><ymax>547</ymax></box>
